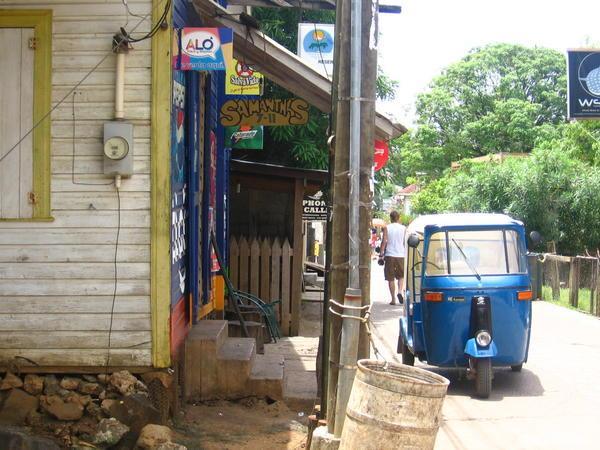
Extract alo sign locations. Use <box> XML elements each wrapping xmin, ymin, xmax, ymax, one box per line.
<box><xmin>173</xmin><ymin>28</ymin><xmax>233</xmax><ymax>71</ymax></box>
<box><xmin>567</xmin><ymin>50</ymin><xmax>600</xmax><ymax>119</ymax></box>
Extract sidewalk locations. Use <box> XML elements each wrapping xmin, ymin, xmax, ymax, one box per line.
<box><xmin>267</xmin><ymin>288</ymin><xmax>322</xmax><ymax>409</ymax></box>
<box><xmin>268</xmin><ymin>269</ymin><xmax>401</xmax><ymax>411</ymax></box>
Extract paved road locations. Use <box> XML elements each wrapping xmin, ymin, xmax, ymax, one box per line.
<box><xmin>369</xmin><ymin>263</ymin><xmax>600</xmax><ymax>450</ymax></box>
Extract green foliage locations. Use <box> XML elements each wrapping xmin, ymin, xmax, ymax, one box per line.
<box><xmin>386</xmin><ymin>42</ymin><xmax>600</xmax><ymax>256</ymax></box>
<box><xmin>410</xmin><ymin>177</ymin><xmax>450</xmax><ymax>214</ymax></box>
<box><xmin>411</xmin><ymin>140</ymin><xmax>600</xmax><ymax>255</ymax></box>
<box><xmin>391</xmin><ymin>44</ymin><xmax>567</xmax><ymax>184</ymax></box>
<box><xmin>376</xmin><ymin>69</ymin><xmax>399</xmax><ymax>101</ymax></box>
<box><xmin>235</xmin><ymin>8</ymin><xmax>399</xmax><ymax>170</ymax></box>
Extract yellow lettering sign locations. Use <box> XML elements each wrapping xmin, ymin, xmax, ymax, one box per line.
<box><xmin>220</xmin><ymin>99</ymin><xmax>310</xmax><ymax>127</ymax></box>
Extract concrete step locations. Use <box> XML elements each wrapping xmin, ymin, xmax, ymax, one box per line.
<box><xmin>303</xmin><ymin>272</ymin><xmax>318</xmax><ymax>285</ymax></box>
<box><xmin>249</xmin><ymin>353</ymin><xmax>284</xmax><ymax>400</ymax></box>
<box><xmin>183</xmin><ymin>320</ymin><xmax>229</xmax><ymax>401</ymax></box>
<box><xmin>218</xmin><ymin>337</ymin><xmax>256</xmax><ymax>362</ymax></box>
<box><xmin>187</xmin><ymin>320</ymin><xmax>229</xmax><ymax>352</ymax></box>
<box><xmin>217</xmin><ymin>337</ymin><xmax>257</xmax><ymax>398</ymax></box>
<box><xmin>264</xmin><ymin>337</ymin><xmax>319</xmax><ymax>409</ymax></box>
<box><xmin>228</xmin><ymin>320</ymin><xmax>265</xmax><ymax>354</ymax></box>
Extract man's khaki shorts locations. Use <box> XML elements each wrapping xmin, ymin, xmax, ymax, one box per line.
<box><xmin>384</xmin><ymin>256</ymin><xmax>404</xmax><ymax>281</ymax></box>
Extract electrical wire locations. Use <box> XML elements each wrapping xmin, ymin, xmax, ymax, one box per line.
<box><xmin>122</xmin><ymin>0</ymin><xmax>149</xmax><ymax>28</ymax></box>
<box><xmin>312</xmin><ymin>23</ymin><xmax>331</xmax><ymax>80</ymax></box>
<box><xmin>105</xmin><ymin>185</ymin><xmax>121</xmax><ymax>371</ymax></box>
<box><xmin>122</xmin><ymin>0</ymin><xmax>171</xmax><ymax>43</ymax></box>
<box><xmin>0</xmin><ymin>0</ymin><xmax>171</xmax><ymax>167</ymax></box>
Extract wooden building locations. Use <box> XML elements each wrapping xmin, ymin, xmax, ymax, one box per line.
<box><xmin>0</xmin><ymin>0</ymin><xmax>230</xmax><ymax>372</ymax></box>
<box><xmin>0</xmin><ymin>0</ymin><xmax>404</xmax><ymax>384</ymax></box>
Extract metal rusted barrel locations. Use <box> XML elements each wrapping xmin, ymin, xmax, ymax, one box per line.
<box><xmin>340</xmin><ymin>359</ymin><xmax>449</xmax><ymax>450</ymax></box>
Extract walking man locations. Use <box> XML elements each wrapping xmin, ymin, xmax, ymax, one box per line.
<box><xmin>379</xmin><ymin>211</ymin><xmax>406</xmax><ymax>305</ymax></box>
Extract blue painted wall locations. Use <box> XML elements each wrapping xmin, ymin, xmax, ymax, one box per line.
<box><xmin>173</xmin><ymin>0</ymin><xmax>229</xmax><ymax>315</ymax></box>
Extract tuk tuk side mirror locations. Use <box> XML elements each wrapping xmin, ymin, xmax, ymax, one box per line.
<box><xmin>407</xmin><ymin>234</ymin><xmax>420</xmax><ymax>248</ymax></box>
<box><xmin>529</xmin><ymin>231</ymin><xmax>542</xmax><ymax>245</ymax></box>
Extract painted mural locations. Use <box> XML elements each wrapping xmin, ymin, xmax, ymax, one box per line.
<box><xmin>170</xmin><ymin>71</ymin><xmax>190</xmax><ymax>352</ymax></box>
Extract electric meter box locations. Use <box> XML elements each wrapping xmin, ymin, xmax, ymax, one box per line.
<box><xmin>103</xmin><ymin>121</ymin><xmax>134</xmax><ymax>177</ymax></box>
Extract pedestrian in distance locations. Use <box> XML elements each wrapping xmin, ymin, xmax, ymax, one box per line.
<box><xmin>378</xmin><ymin>210</ymin><xmax>406</xmax><ymax>305</ymax></box>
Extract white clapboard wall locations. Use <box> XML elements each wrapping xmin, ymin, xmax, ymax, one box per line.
<box><xmin>0</xmin><ymin>1</ymin><xmax>153</xmax><ymax>367</ymax></box>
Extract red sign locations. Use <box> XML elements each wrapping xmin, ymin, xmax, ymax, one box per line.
<box><xmin>374</xmin><ymin>140</ymin><xmax>389</xmax><ymax>171</ymax></box>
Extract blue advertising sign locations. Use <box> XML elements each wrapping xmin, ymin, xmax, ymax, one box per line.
<box><xmin>567</xmin><ymin>50</ymin><xmax>600</xmax><ymax>119</ymax></box>
<box><xmin>173</xmin><ymin>28</ymin><xmax>233</xmax><ymax>71</ymax></box>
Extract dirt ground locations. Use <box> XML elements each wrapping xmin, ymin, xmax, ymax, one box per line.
<box><xmin>173</xmin><ymin>397</ymin><xmax>310</xmax><ymax>450</ymax></box>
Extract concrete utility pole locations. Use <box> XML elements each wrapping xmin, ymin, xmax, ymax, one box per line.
<box><xmin>326</xmin><ymin>0</ymin><xmax>377</xmax><ymax>436</ymax></box>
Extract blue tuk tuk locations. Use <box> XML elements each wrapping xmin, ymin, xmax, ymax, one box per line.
<box><xmin>397</xmin><ymin>213</ymin><xmax>537</xmax><ymax>398</ymax></box>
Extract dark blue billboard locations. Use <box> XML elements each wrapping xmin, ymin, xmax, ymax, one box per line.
<box><xmin>567</xmin><ymin>50</ymin><xmax>600</xmax><ymax>119</ymax></box>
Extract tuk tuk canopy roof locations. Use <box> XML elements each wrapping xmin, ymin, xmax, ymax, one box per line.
<box><xmin>407</xmin><ymin>213</ymin><xmax>523</xmax><ymax>235</ymax></box>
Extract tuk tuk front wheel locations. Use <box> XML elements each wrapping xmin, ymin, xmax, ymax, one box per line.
<box><xmin>475</xmin><ymin>358</ymin><xmax>492</xmax><ymax>398</ymax></box>
<box><xmin>399</xmin><ymin>333</ymin><xmax>414</xmax><ymax>366</ymax></box>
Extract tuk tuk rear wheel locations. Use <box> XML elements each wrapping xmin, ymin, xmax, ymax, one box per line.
<box><xmin>475</xmin><ymin>358</ymin><xmax>492</xmax><ymax>398</ymax></box>
<box><xmin>511</xmin><ymin>363</ymin><xmax>523</xmax><ymax>372</ymax></box>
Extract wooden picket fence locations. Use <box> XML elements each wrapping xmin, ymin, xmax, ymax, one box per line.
<box><xmin>229</xmin><ymin>236</ymin><xmax>295</xmax><ymax>335</ymax></box>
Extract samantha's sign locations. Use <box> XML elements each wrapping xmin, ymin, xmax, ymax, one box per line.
<box><xmin>220</xmin><ymin>98</ymin><xmax>310</xmax><ymax>127</ymax></box>
<box><xmin>567</xmin><ymin>50</ymin><xmax>600</xmax><ymax>119</ymax></box>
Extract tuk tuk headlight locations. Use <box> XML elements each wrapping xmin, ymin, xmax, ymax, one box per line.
<box><xmin>476</xmin><ymin>330</ymin><xmax>492</xmax><ymax>347</ymax></box>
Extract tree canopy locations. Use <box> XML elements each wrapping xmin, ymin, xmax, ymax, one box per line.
<box><xmin>389</xmin><ymin>43</ymin><xmax>567</xmax><ymax>184</ymax></box>
<box><xmin>386</xmin><ymin>43</ymin><xmax>600</xmax><ymax>255</ymax></box>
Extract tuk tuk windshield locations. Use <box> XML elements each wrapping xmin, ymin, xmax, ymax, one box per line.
<box><xmin>426</xmin><ymin>229</ymin><xmax>526</xmax><ymax>276</ymax></box>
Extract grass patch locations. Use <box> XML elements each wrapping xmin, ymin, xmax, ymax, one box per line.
<box><xmin>541</xmin><ymin>285</ymin><xmax>592</xmax><ymax>312</ymax></box>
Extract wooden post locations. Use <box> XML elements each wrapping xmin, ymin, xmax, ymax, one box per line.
<box><xmin>549</xmin><ymin>242</ymin><xmax>560</xmax><ymax>301</ymax></box>
<box><xmin>271</xmin><ymin>238</ymin><xmax>282</xmax><ymax>320</ymax></box>
<box><xmin>230</xmin><ymin>237</ymin><xmax>239</xmax><ymax>288</ymax></box>
<box><xmin>596</xmin><ymin>256</ymin><xmax>600</xmax><ymax>317</ymax></box>
<box><xmin>327</xmin><ymin>0</ymin><xmax>350</xmax><ymax>430</ymax></box>
<box><xmin>250</xmin><ymin>239</ymin><xmax>260</xmax><ymax>296</ymax></box>
<box><xmin>590</xmin><ymin>258</ymin><xmax>597</xmax><ymax>315</ymax></box>
<box><xmin>281</xmin><ymin>239</ymin><xmax>292</xmax><ymax>336</ymax></box>
<box><xmin>357</xmin><ymin>0</ymin><xmax>377</xmax><ymax>360</ymax></box>
<box><xmin>291</xmin><ymin>178</ymin><xmax>304</xmax><ymax>336</ymax></box>
<box><xmin>239</xmin><ymin>236</ymin><xmax>249</xmax><ymax>293</ymax></box>
<box><xmin>260</xmin><ymin>238</ymin><xmax>271</xmax><ymax>301</ymax></box>
<box><xmin>568</xmin><ymin>257</ymin><xmax>579</xmax><ymax>308</ymax></box>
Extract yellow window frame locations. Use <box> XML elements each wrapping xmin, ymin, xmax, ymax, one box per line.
<box><xmin>0</xmin><ymin>10</ymin><xmax>52</xmax><ymax>221</ymax></box>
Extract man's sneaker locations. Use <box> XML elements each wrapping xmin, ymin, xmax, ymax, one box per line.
<box><xmin>397</xmin><ymin>293</ymin><xmax>404</xmax><ymax>304</ymax></box>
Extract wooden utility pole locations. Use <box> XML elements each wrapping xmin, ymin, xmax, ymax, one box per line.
<box><xmin>326</xmin><ymin>0</ymin><xmax>377</xmax><ymax>434</ymax></box>
<box><xmin>325</xmin><ymin>0</ymin><xmax>349</xmax><ymax>430</ymax></box>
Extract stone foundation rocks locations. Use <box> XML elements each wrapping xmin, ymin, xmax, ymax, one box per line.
<box><xmin>0</xmin><ymin>371</ymin><xmax>184</xmax><ymax>449</ymax></box>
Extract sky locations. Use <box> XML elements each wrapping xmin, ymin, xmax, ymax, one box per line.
<box><xmin>377</xmin><ymin>0</ymin><xmax>600</xmax><ymax>126</ymax></box>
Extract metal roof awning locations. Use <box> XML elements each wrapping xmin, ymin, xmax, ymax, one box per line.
<box><xmin>191</xmin><ymin>0</ymin><xmax>407</xmax><ymax>140</ymax></box>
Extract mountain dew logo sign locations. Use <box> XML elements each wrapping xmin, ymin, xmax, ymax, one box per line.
<box><xmin>224</xmin><ymin>125</ymin><xmax>264</xmax><ymax>149</ymax></box>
